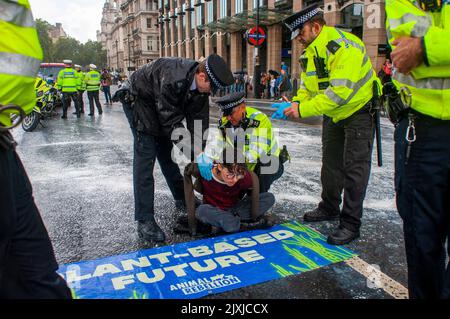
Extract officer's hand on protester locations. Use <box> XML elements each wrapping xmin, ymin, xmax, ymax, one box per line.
<box><xmin>391</xmin><ymin>37</ymin><xmax>424</xmax><ymax>75</ymax></box>
<box><xmin>196</xmin><ymin>153</ymin><xmax>213</xmax><ymax>181</ymax></box>
<box><xmin>271</xmin><ymin>102</ymin><xmax>291</xmax><ymax>120</ymax></box>
<box><xmin>283</xmin><ymin>102</ymin><xmax>300</xmax><ymax>119</ymax></box>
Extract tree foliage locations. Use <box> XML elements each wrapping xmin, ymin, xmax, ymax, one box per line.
<box><xmin>35</xmin><ymin>19</ymin><xmax>107</xmax><ymax>69</ymax></box>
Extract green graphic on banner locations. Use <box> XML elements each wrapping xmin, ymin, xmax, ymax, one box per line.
<box><xmin>58</xmin><ymin>221</ymin><xmax>357</xmax><ymax>299</ymax></box>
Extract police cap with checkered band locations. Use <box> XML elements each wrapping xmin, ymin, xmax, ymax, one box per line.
<box><xmin>215</xmin><ymin>92</ymin><xmax>246</xmax><ymax>116</ymax></box>
<box><xmin>283</xmin><ymin>3</ymin><xmax>322</xmax><ymax>40</ymax></box>
<box><xmin>204</xmin><ymin>54</ymin><xmax>234</xmax><ymax>93</ymax></box>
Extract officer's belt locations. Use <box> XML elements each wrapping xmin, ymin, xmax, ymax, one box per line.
<box><xmin>351</xmin><ymin>100</ymin><xmax>373</xmax><ymax>117</ymax></box>
<box><xmin>407</xmin><ymin>108</ymin><xmax>450</xmax><ymax>124</ymax></box>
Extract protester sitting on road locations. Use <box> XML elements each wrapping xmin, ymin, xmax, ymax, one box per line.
<box><xmin>177</xmin><ymin>146</ymin><xmax>275</xmax><ymax>236</ymax></box>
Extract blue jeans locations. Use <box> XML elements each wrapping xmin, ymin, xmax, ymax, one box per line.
<box><xmin>395</xmin><ymin>113</ymin><xmax>450</xmax><ymax>299</ymax></box>
<box><xmin>103</xmin><ymin>86</ymin><xmax>112</xmax><ymax>103</ymax></box>
<box><xmin>122</xmin><ymin>102</ymin><xmax>184</xmax><ymax>221</ymax></box>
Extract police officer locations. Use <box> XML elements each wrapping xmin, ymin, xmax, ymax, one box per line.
<box><xmin>276</xmin><ymin>4</ymin><xmax>380</xmax><ymax>245</ymax></box>
<box><xmin>386</xmin><ymin>0</ymin><xmax>450</xmax><ymax>299</ymax></box>
<box><xmin>113</xmin><ymin>54</ymin><xmax>234</xmax><ymax>243</ymax></box>
<box><xmin>198</xmin><ymin>92</ymin><xmax>284</xmax><ymax>193</ymax></box>
<box><xmin>85</xmin><ymin>64</ymin><xmax>103</xmax><ymax>116</ymax></box>
<box><xmin>0</xmin><ymin>0</ymin><xmax>71</xmax><ymax>298</ymax></box>
<box><xmin>74</xmin><ymin>64</ymin><xmax>86</xmax><ymax>114</ymax></box>
<box><xmin>57</xmin><ymin>59</ymin><xmax>81</xmax><ymax>119</ymax></box>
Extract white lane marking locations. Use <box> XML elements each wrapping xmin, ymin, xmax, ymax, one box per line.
<box><xmin>344</xmin><ymin>256</ymin><xmax>409</xmax><ymax>299</ymax></box>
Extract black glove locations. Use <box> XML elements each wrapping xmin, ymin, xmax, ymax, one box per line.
<box><xmin>112</xmin><ymin>80</ymin><xmax>134</xmax><ymax>103</ymax></box>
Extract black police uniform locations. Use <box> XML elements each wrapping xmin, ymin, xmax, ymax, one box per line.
<box><xmin>0</xmin><ymin>131</ymin><xmax>71</xmax><ymax>298</ymax></box>
<box><xmin>114</xmin><ymin>54</ymin><xmax>234</xmax><ymax>242</ymax></box>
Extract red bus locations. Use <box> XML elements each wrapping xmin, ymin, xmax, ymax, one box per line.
<box><xmin>38</xmin><ymin>63</ymin><xmax>66</xmax><ymax>82</ymax></box>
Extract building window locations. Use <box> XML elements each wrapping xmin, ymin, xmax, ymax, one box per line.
<box><xmin>235</xmin><ymin>0</ymin><xmax>243</xmax><ymax>14</ymax></box>
<box><xmin>147</xmin><ymin>18</ymin><xmax>152</xmax><ymax>29</ymax></box>
<box><xmin>220</xmin><ymin>0</ymin><xmax>227</xmax><ymax>19</ymax></box>
<box><xmin>148</xmin><ymin>36</ymin><xmax>158</xmax><ymax>51</ymax></box>
<box><xmin>206</xmin><ymin>1</ymin><xmax>213</xmax><ymax>23</ymax></box>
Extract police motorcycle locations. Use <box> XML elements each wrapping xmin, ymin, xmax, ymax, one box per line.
<box><xmin>22</xmin><ymin>78</ymin><xmax>61</xmax><ymax>132</ymax></box>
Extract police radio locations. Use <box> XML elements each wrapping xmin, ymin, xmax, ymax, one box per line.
<box><xmin>418</xmin><ymin>0</ymin><xmax>443</xmax><ymax>12</ymax></box>
<box><xmin>313</xmin><ymin>47</ymin><xmax>329</xmax><ymax>79</ymax></box>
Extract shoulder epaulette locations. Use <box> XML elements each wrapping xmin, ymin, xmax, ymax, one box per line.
<box><xmin>326</xmin><ymin>40</ymin><xmax>341</xmax><ymax>54</ymax></box>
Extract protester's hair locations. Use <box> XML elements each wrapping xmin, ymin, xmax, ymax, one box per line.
<box><xmin>216</xmin><ymin>145</ymin><xmax>247</xmax><ymax>176</ymax></box>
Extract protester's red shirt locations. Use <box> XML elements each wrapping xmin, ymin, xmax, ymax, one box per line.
<box><xmin>201</xmin><ymin>171</ymin><xmax>253</xmax><ymax>210</ymax></box>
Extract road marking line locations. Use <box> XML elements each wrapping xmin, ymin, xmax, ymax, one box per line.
<box><xmin>344</xmin><ymin>256</ymin><xmax>409</xmax><ymax>299</ymax></box>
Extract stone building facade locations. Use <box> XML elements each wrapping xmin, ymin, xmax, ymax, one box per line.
<box><xmin>98</xmin><ymin>0</ymin><xmax>161</xmax><ymax>74</ymax></box>
<box><xmin>48</xmin><ymin>22</ymin><xmax>68</xmax><ymax>43</ymax></box>
<box><xmin>158</xmin><ymin>0</ymin><xmax>387</xmax><ymax>83</ymax></box>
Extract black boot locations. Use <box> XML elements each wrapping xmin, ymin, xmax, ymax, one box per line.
<box><xmin>303</xmin><ymin>208</ymin><xmax>339</xmax><ymax>222</ymax></box>
<box><xmin>327</xmin><ymin>226</ymin><xmax>360</xmax><ymax>245</ymax></box>
<box><xmin>137</xmin><ymin>217</ymin><xmax>165</xmax><ymax>242</ymax></box>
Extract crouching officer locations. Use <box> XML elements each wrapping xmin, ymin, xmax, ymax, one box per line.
<box><xmin>57</xmin><ymin>59</ymin><xmax>81</xmax><ymax>119</ymax></box>
<box><xmin>0</xmin><ymin>0</ymin><xmax>71</xmax><ymax>298</ymax></box>
<box><xmin>386</xmin><ymin>0</ymin><xmax>450</xmax><ymax>299</ymax></box>
<box><xmin>113</xmin><ymin>54</ymin><xmax>234</xmax><ymax>243</ymax></box>
<box><xmin>198</xmin><ymin>92</ymin><xmax>286</xmax><ymax>192</ymax></box>
<box><xmin>276</xmin><ymin>4</ymin><xmax>380</xmax><ymax>245</ymax></box>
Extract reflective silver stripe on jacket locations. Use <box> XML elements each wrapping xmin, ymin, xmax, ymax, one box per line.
<box><xmin>325</xmin><ymin>69</ymin><xmax>374</xmax><ymax>106</ymax></box>
<box><xmin>394</xmin><ymin>73</ymin><xmax>450</xmax><ymax>90</ymax></box>
<box><xmin>0</xmin><ymin>51</ymin><xmax>40</xmax><ymax>77</ymax></box>
<box><xmin>0</xmin><ymin>0</ymin><xmax>35</xmax><ymax>28</ymax></box>
<box><xmin>387</xmin><ymin>13</ymin><xmax>432</xmax><ymax>37</ymax></box>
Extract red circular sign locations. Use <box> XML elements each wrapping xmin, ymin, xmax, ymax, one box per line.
<box><xmin>247</xmin><ymin>27</ymin><xmax>266</xmax><ymax>46</ymax></box>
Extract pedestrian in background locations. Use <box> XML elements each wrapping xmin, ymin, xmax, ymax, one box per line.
<box><xmin>57</xmin><ymin>59</ymin><xmax>81</xmax><ymax>119</ymax></box>
<box><xmin>101</xmin><ymin>69</ymin><xmax>112</xmax><ymax>106</ymax></box>
<box><xmin>0</xmin><ymin>0</ymin><xmax>71</xmax><ymax>299</ymax></box>
<box><xmin>85</xmin><ymin>64</ymin><xmax>103</xmax><ymax>116</ymax></box>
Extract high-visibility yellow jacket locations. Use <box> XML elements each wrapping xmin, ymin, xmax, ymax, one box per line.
<box><xmin>205</xmin><ymin>107</ymin><xmax>281</xmax><ymax>172</ymax></box>
<box><xmin>57</xmin><ymin>67</ymin><xmax>80</xmax><ymax>92</ymax></box>
<box><xmin>0</xmin><ymin>0</ymin><xmax>43</xmax><ymax>127</ymax></box>
<box><xmin>85</xmin><ymin>70</ymin><xmax>101</xmax><ymax>92</ymax></box>
<box><xmin>76</xmin><ymin>70</ymin><xmax>86</xmax><ymax>91</ymax></box>
<box><xmin>386</xmin><ymin>0</ymin><xmax>450</xmax><ymax>120</ymax></box>
<box><xmin>292</xmin><ymin>25</ymin><xmax>380</xmax><ymax>123</ymax></box>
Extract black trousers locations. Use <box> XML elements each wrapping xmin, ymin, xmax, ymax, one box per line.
<box><xmin>77</xmin><ymin>91</ymin><xmax>85</xmax><ymax>113</ymax></box>
<box><xmin>395</xmin><ymin>114</ymin><xmax>450</xmax><ymax>299</ymax></box>
<box><xmin>317</xmin><ymin>109</ymin><xmax>375</xmax><ymax>232</ymax></box>
<box><xmin>87</xmin><ymin>91</ymin><xmax>102</xmax><ymax>115</ymax></box>
<box><xmin>62</xmin><ymin>92</ymin><xmax>80</xmax><ymax>116</ymax></box>
<box><xmin>256</xmin><ymin>160</ymin><xmax>284</xmax><ymax>193</ymax></box>
<box><xmin>0</xmin><ymin>137</ymin><xmax>71</xmax><ymax>299</ymax></box>
<box><xmin>122</xmin><ymin>103</ymin><xmax>184</xmax><ymax>221</ymax></box>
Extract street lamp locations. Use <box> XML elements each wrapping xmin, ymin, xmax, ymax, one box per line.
<box><xmin>253</xmin><ymin>0</ymin><xmax>261</xmax><ymax>99</ymax></box>
<box><xmin>127</xmin><ymin>33</ymin><xmax>131</xmax><ymax>73</ymax></box>
<box><xmin>115</xmin><ymin>39</ymin><xmax>119</xmax><ymax>71</ymax></box>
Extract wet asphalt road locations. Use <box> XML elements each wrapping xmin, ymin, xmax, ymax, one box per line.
<box><xmin>11</xmin><ymin>88</ymin><xmax>407</xmax><ymax>299</ymax></box>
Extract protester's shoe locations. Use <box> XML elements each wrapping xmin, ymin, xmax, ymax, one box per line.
<box><xmin>99</xmin><ymin>111</ymin><xmax>103</xmax><ymax>115</ymax></box>
<box><xmin>175</xmin><ymin>198</ymin><xmax>201</xmax><ymax>211</ymax></box>
<box><xmin>173</xmin><ymin>218</ymin><xmax>212</xmax><ymax>237</ymax></box>
<box><xmin>137</xmin><ymin>218</ymin><xmax>165</xmax><ymax>242</ymax></box>
<box><xmin>327</xmin><ymin>226</ymin><xmax>360</xmax><ymax>245</ymax></box>
<box><xmin>61</xmin><ymin>115</ymin><xmax>67</xmax><ymax>119</ymax></box>
<box><xmin>88</xmin><ymin>113</ymin><xmax>94</xmax><ymax>116</ymax></box>
<box><xmin>303</xmin><ymin>208</ymin><xmax>339</xmax><ymax>222</ymax></box>
<box><xmin>241</xmin><ymin>215</ymin><xmax>275</xmax><ymax>231</ymax></box>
